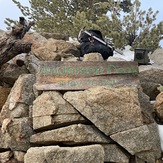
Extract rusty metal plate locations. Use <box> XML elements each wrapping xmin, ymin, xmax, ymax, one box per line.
<box><xmin>35</xmin><ymin>61</ymin><xmax>139</xmax><ymax>90</ymax></box>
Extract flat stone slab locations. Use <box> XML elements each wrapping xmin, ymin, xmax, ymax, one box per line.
<box><xmin>24</xmin><ymin>145</ymin><xmax>104</xmax><ymax>163</ymax></box>
<box><xmin>110</xmin><ymin>125</ymin><xmax>153</xmax><ymax>155</ymax></box>
<box><xmin>33</xmin><ymin>114</ymin><xmax>86</xmax><ymax>130</ymax></box>
<box><xmin>63</xmin><ymin>86</ymin><xmax>143</xmax><ymax>135</ymax></box>
<box><xmin>30</xmin><ymin>124</ymin><xmax>111</xmax><ymax>145</ymax></box>
<box><xmin>102</xmin><ymin>144</ymin><xmax>129</xmax><ymax>163</ymax></box>
<box><xmin>32</xmin><ymin>91</ymin><xmax>87</xmax><ymax>130</ymax></box>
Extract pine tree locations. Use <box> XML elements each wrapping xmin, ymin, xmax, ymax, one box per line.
<box><xmin>9</xmin><ymin>0</ymin><xmax>130</xmax><ymax>35</ymax></box>
<box><xmin>7</xmin><ymin>0</ymin><xmax>162</xmax><ymax>50</ymax></box>
<box><xmin>121</xmin><ymin>0</ymin><xmax>162</xmax><ymax>51</ymax></box>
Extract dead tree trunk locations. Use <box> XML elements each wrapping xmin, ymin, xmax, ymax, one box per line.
<box><xmin>0</xmin><ymin>17</ymin><xmax>34</xmax><ymax>67</ymax></box>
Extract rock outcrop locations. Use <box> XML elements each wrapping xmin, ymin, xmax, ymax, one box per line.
<box><xmin>32</xmin><ymin>38</ymin><xmax>80</xmax><ymax>61</ymax></box>
<box><xmin>155</xmin><ymin>92</ymin><xmax>163</xmax><ymax>119</ymax></box>
<box><xmin>139</xmin><ymin>65</ymin><xmax>163</xmax><ymax>100</ymax></box>
<box><xmin>150</xmin><ymin>49</ymin><xmax>163</xmax><ymax>66</ymax></box>
<box><xmin>83</xmin><ymin>53</ymin><xmax>103</xmax><ymax>61</ymax></box>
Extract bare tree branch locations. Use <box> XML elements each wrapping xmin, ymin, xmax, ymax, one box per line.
<box><xmin>0</xmin><ymin>17</ymin><xmax>34</xmax><ymax>67</ymax></box>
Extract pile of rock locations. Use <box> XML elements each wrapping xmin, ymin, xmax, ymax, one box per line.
<box><xmin>0</xmin><ymin>73</ymin><xmax>161</xmax><ymax>162</ymax></box>
<box><xmin>0</xmin><ymin>31</ymin><xmax>163</xmax><ymax>163</ymax></box>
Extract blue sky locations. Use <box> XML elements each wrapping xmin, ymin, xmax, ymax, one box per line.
<box><xmin>0</xmin><ymin>0</ymin><xmax>162</xmax><ymax>46</ymax></box>
<box><xmin>0</xmin><ymin>0</ymin><xmax>29</xmax><ymax>29</ymax></box>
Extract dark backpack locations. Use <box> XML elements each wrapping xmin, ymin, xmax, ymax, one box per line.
<box><xmin>78</xmin><ymin>29</ymin><xmax>113</xmax><ymax>60</ymax></box>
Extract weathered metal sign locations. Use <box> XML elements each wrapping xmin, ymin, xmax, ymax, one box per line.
<box><xmin>35</xmin><ymin>61</ymin><xmax>139</xmax><ymax>90</ymax></box>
